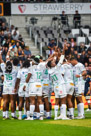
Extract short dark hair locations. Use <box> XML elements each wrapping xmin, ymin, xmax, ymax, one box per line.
<box><xmin>13</xmin><ymin>57</ymin><xmax>19</xmax><ymax>66</ymax></box>
<box><xmin>23</xmin><ymin>60</ymin><xmax>30</xmax><ymax>68</ymax></box>
<box><xmin>34</xmin><ymin>57</ymin><xmax>40</xmax><ymax>64</ymax></box>
<box><xmin>6</xmin><ymin>61</ymin><xmax>12</xmax><ymax>73</ymax></box>
<box><xmin>70</xmin><ymin>56</ymin><xmax>77</xmax><ymax>61</ymax></box>
<box><xmin>47</xmin><ymin>61</ymin><xmax>52</xmax><ymax>68</ymax></box>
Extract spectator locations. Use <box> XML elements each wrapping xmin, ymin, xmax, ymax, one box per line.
<box><xmin>60</xmin><ymin>11</ymin><xmax>69</xmax><ymax>27</ymax></box>
<box><xmin>18</xmin><ymin>46</ymin><xmax>25</xmax><ymax>61</ymax></box>
<box><xmin>12</xmin><ymin>30</ymin><xmax>19</xmax><ymax>41</ymax></box>
<box><xmin>24</xmin><ymin>46</ymin><xmax>31</xmax><ymax>58</ymax></box>
<box><xmin>12</xmin><ymin>27</ymin><xmax>19</xmax><ymax>36</ymax></box>
<box><xmin>65</xmin><ymin>43</ymin><xmax>71</xmax><ymax>56</ymax></box>
<box><xmin>78</xmin><ymin>43</ymin><xmax>87</xmax><ymax>53</ymax></box>
<box><xmin>80</xmin><ymin>51</ymin><xmax>86</xmax><ymax>64</ymax></box>
<box><xmin>48</xmin><ymin>39</ymin><xmax>57</xmax><ymax>55</ymax></box>
<box><xmin>73</xmin><ymin>10</ymin><xmax>81</xmax><ymax>28</ymax></box>
<box><xmin>70</xmin><ymin>38</ymin><xmax>76</xmax><ymax>48</ymax></box>
<box><xmin>4</xmin><ymin>27</ymin><xmax>10</xmax><ymax>36</ymax></box>
<box><xmin>1</xmin><ymin>23</ymin><xmax>6</xmax><ymax>31</ymax></box>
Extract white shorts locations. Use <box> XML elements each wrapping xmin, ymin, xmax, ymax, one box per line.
<box><xmin>74</xmin><ymin>82</ymin><xmax>85</xmax><ymax>97</ymax></box>
<box><xmin>3</xmin><ymin>85</ymin><xmax>15</xmax><ymax>95</ymax></box>
<box><xmin>18</xmin><ymin>84</ymin><xmax>29</xmax><ymax>97</ymax></box>
<box><xmin>29</xmin><ymin>82</ymin><xmax>42</xmax><ymax>97</ymax></box>
<box><xmin>42</xmin><ymin>83</ymin><xmax>49</xmax><ymax>98</ymax></box>
<box><xmin>65</xmin><ymin>83</ymin><xmax>74</xmax><ymax>95</ymax></box>
<box><xmin>54</xmin><ymin>84</ymin><xmax>67</xmax><ymax>98</ymax></box>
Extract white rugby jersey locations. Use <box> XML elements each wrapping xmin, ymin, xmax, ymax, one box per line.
<box><xmin>72</xmin><ymin>62</ymin><xmax>86</xmax><ymax>85</ymax></box>
<box><xmin>1</xmin><ymin>62</ymin><xmax>19</xmax><ymax>87</ymax></box>
<box><xmin>62</xmin><ymin>63</ymin><xmax>74</xmax><ymax>84</ymax></box>
<box><xmin>48</xmin><ymin>55</ymin><xmax>65</xmax><ymax>86</ymax></box>
<box><xmin>17</xmin><ymin>68</ymin><xmax>29</xmax><ymax>83</ymax></box>
<box><xmin>42</xmin><ymin>68</ymin><xmax>49</xmax><ymax>84</ymax></box>
<box><xmin>28</xmin><ymin>62</ymin><xmax>47</xmax><ymax>83</ymax></box>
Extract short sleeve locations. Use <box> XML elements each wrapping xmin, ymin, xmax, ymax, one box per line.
<box><xmin>17</xmin><ymin>70</ymin><xmax>21</xmax><ymax>79</ymax></box>
<box><xmin>79</xmin><ymin>64</ymin><xmax>86</xmax><ymax>73</ymax></box>
<box><xmin>28</xmin><ymin>66</ymin><xmax>33</xmax><ymax>74</ymax></box>
<box><xmin>38</xmin><ymin>62</ymin><xmax>47</xmax><ymax>70</ymax></box>
<box><xmin>60</xmin><ymin>65</ymin><xmax>65</xmax><ymax>75</ymax></box>
<box><xmin>0</xmin><ymin>63</ymin><xmax>5</xmax><ymax>73</ymax></box>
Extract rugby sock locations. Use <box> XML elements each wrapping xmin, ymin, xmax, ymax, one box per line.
<box><xmin>24</xmin><ymin>103</ymin><xmax>26</xmax><ymax>115</ymax></box>
<box><xmin>61</xmin><ymin>104</ymin><xmax>66</xmax><ymax>117</ymax></box>
<box><xmin>67</xmin><ymin>110</ymin><xmax>70</xmax><ymax>116</ymax></box>
<box><xmin>33</xmin><ymin>112</ymin><xmax>37</xmax><ymax>117</ymax></box>
<box><xmin>3</xmin><ymin>111</ymin><xmax>6</xmax><ymax>117</ymax></box>
<box><xmin>77</xmin><ymin>104</ymin><xmax>80</xmax><ymax>116</ymax></box>
<box><xmin>27</xmin><ymin>111</ymin><xmax>30</xmax><ymax>118</ymax></box>
<box><xmin>54</xmin><ymin>105</ymin><xmax>58</xmax><ymax>118</ymax></box>
<box><xmin>14</xmin><ymin>111</ymin><xmax>16</xmax><ymax>117</ymax></box>
<box><xmin>19</xmin><ymin>111</ymin><xmax>22</xmax><ymax>118</ymax></box>
<box><xmin>50</xmin><ymin>111</ymin><xmax>52</xmax><ymax>117</ymax></box>
<box><xmin>78</xmin><ymin>103</ymin><xmax>84</xmax><ymax>116</ymax></box>
<box><xmin>11</xmin><ymin>113</ymin><xmax>15</xmax><ymax>117</ymax></box>
<box><xmin>39</xmin><ymin>104</ymin><xmax>44</xmax><ymax>116</ymax></box>
<box><xmin>46</xmin><ymin>112</ymin><xmax>50</xmax><ymax>117</ymax></box>
<box><xmin>37</xmin><ymin>112</ymin><xmax>40</xmax><ymax>118</ymax></box>
<box><xmin>69</xmin><ymin>108</ymin><xmax>74</xmax><ymax>117</ymax></box>
<box><xmin>30</xmin><ymin>105</ymin><xmax>35</xmax><ymax>117</ymax></box>
<box><xmin>6</xmin><ymin>111</ymin><xmax>9</xmax><ymax>118</ymax></box>
<box><xmin>44</xmin><ymin>110</ymin><xmax>46</xmax><ymax>116</ymax></box>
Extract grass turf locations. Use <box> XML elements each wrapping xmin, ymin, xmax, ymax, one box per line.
<box><xmin>0</xmin><ymin>110</ymin><xmax>91</xmax><ymax>136</ymax></box>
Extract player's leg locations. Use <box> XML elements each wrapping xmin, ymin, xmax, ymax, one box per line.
<box><xmin>25</xmin><ymin>97</ymin><xmax>30</xmax><ymax>118</ymax></box>
<box><xmin>3</xmin><ymin>94</ymin><xmax>9</xmax><ymax>119</ymax></box>
<box><xmin>75</xmin><ymin>83</ymin><xmax>85</xmax><ymax>119</ymax></box>
<box><xmin>0</xmin><ymin>85</ymin><xmax>3</xmax><ymax>110</ymax></box>
<box><xmin>37</xmin><ymin>96</ymin><xmax>44</xmax><ymax>120</ymax></box>
<box><xmin>43</xmin><ymin>97</ymin><xmax>50</xmax><ymax>118</ymax></box>
<box><xmin>54</xmin><ymin>98</ymin><xmax>59</xmax><ymax>120</ymax></box>
<box><xmin>18</xmin><ymin>97</ymin><xmax>24</xmax><ymax>120</ymax></box>
<box><xmin>29</xmin><ymin>96</ymin><xmax>35</xmax><ymax>120</ymax></box>
<box><xmin>14</xmin><ymin>94</ymin><xmax>18</xmax><ymax>118</ymax></box>
<box><xmin>10</xmin><ymin>94</ymin><xmax>16</xmax><ymax>119</ymax></box>
<box><xmin>76</xmin><ymin>95</ymin><xmax>84</xmax><ymax>118</ymax></box>
<box><xmin>67</xmin><ymin>94</ymin><xmax>74</xmax><ymax>119</ymax></box>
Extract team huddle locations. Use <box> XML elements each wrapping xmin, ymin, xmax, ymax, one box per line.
<box><xmin>0</xmin><ymin>44</ymin><xmax>88</xmax><ymax>120</ymax></box>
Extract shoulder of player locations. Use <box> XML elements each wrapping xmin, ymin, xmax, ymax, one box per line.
<box><xmin>76</xmin><ymin>62</ymin><xmax>84</xmax><ymax>67</ymax></box>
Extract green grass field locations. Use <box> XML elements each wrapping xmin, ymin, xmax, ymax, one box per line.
<box><xmin>0</xmin><ymin>110</ymin><xmax>91</xmax><ymax>136</ymax></box>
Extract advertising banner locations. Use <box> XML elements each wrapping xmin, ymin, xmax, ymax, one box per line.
<box><xmin>11</xmin><ymin>3</ymin><xmax>91</xmax><ymax>15</ymax></box>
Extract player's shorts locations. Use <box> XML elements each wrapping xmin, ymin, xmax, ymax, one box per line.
<box><xmin>65</xmin><ymin>83</ymin><xmax>74</xmax><ymax>95</ymax></box>
<box><xmin>42</xmin><ymin>83</ymin><xmax>49</xmax><ymax>98</ymax></box>
<box><xmin>74</xmin><ymin>82</ymin><xmax>85</xmax><ymax>97</ymax></box>
<box><xmin>3</xmin><ymin>85</ymin><xmax>15</xmax><ymax>95</ymax></box>
<box><xmin>54</xmin><ymin>84</ymin><xmax>67</xmax><ymax>98</ymax></box>
<box><xmin>18</xmin><ymin>83</ymin><xmax>29</xmax><ymax>97</ymax></box>
<box><xmin>29</xmin><ymin>82</ymin><xmax>42</xmax><ymax>97</ymax></box>
<box><xmin>0</xmin><ymin>85</ymin><xmax>3</xmax><ymax>97</ymax></box>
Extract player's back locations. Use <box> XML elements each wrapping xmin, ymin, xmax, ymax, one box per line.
<box><xmin>62</xmin><ymin>63</ymin><xmax>73</xmax><ymax>83</ymax></box>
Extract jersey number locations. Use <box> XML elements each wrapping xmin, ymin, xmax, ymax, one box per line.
<box><xmin>5</xmin><ymin>74</ymin><xmax>12</xmax><ymax>80</ymax></box>
<box><xmin>52</xmin><ymin>75</ymin><xmax>58</xmax><ymax>81</ymax></box>
<box><xmin>36</xmin><ymin>72</ymin><xmax>42</xmax><ymax>79</ymax></box>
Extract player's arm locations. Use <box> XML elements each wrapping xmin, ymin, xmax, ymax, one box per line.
<box><xmin>23</xmin><ymin>73</ymin><xmax>32</xmax><ymax>91</ymax></box>
<box><xmin>76</xmin><ymin>70</ymin><xmax>87</xmax><ymax>78</ymax></box>
<box><xmin>58</xmin><ymin>44</ymin><xmax>66</xmax><ymax>65</ymax></box>
<box><xmin>14</xmin><ymin>78</ymin><xmax>20</xmax><ymax>93</ymax></box>
<box><xmin>0</xmin><ymin>53</ymin><xmax>3</xmax><ymax>64</ymax></box>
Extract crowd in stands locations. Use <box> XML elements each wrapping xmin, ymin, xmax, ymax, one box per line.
<box><xmin>0</xmin><ymin>18</ymin><xmax>31</xmax><ymax>64</ymax></box>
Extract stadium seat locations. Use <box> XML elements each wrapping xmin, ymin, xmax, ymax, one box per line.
<box><xmin>72</xmin><ymin>29</ymin><xmax>80</xmax><ymax>37</ymax></box>
<box><xmin>77</xmin><ymin>37</ymin><xmax>86</xmax><ymax>46</ymax></box>
<box><xmin>81</xmin><ymin>28</ymin><xmax>89</xmax><ymax>36</ymax></box>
